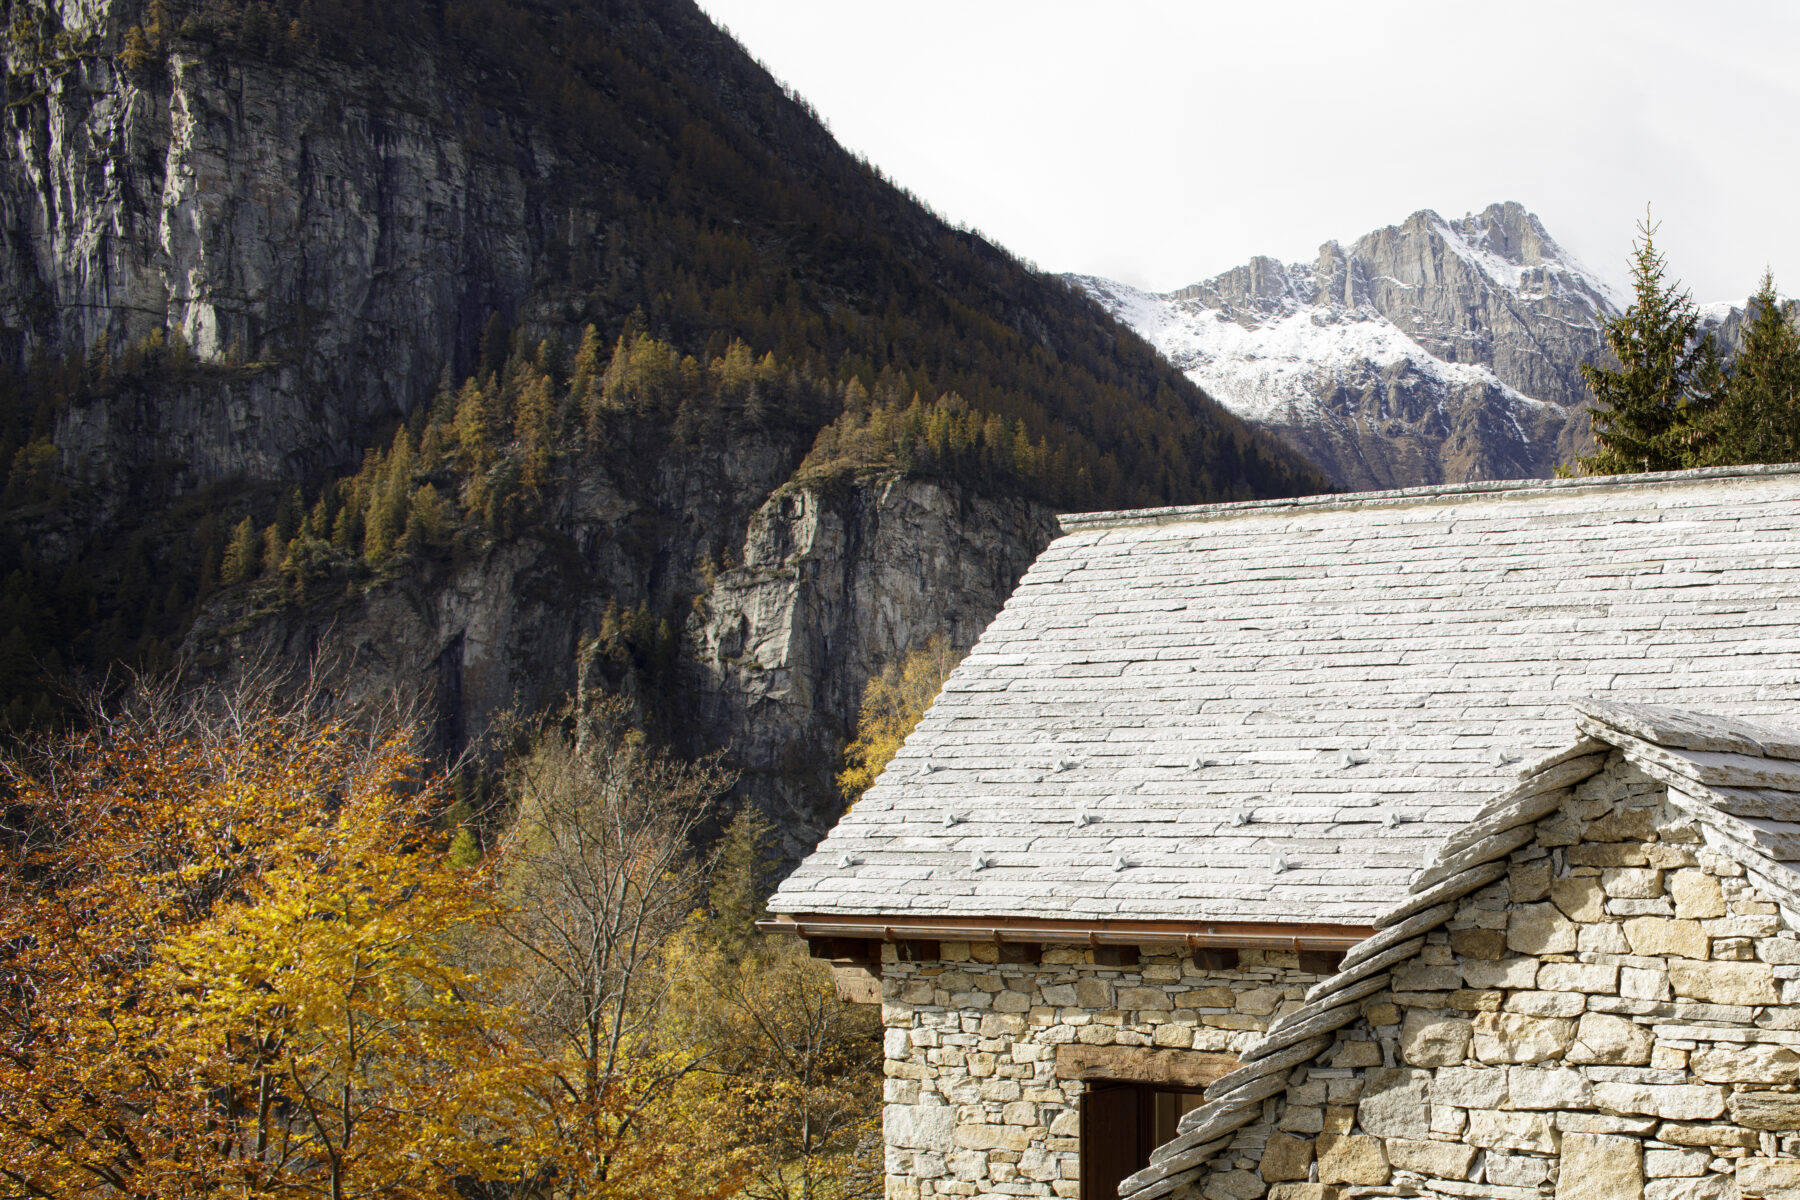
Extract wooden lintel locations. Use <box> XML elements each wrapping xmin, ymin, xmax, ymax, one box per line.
<box><xmin>1054</xmin><ymin>1044</ymin><xmax>1238</xmax><ymax>1088</ymax></box>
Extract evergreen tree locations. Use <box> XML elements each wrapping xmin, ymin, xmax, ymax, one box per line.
<box><xmin>1705</xmin><ymin>273</ymin><xmax>1800</xmax><ymax>466</ymax></box>
<box><xmin>705</xmin><ymin>806</ymin><xmax>776</xmax><ymax>955</ymax></box>
<box><xmin>271</xmin><ymin>486</ymin><xmax>304</xmax><ymax>545</ymax></box>
<box><xmin>260</xmin><ymin>524</ymin><xmax>286</xmax><ymax>577</ymax></box>
<box><xmin>362</xmin><ymin>432</ymin><xmax>414</xmax><ymax>566</ymax></box>
<box><xmin>1578</xmin><ymin>219</ymin><xmax>1719</xmax><ymax>475</ymax></box>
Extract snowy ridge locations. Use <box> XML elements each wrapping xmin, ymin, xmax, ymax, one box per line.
<box><xmin>1073</xmin><ymin>272</ymin><xmax>1544</xmax><ymax>430</ymax></box>
<box><xmin>1429</xmin><ymin>210</ymin><xmax>1625</xmax><ymax>312</ymax></box>
<box><xmin>1070</xmin><ymin>203</ymin><xmax>1622</xmax><ymax>490</ymax></box>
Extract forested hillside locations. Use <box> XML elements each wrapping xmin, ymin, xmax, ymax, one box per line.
<box><xmin>0</xmin><ymin>0</ymin><xmax>1328</xmax><ymax>872</ymax></box>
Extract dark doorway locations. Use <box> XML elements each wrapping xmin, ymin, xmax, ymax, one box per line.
<box><xmin>1079</xmin><ymin>1081</ymin><xmax>1205</xmax><ymax>1200</ymax></box>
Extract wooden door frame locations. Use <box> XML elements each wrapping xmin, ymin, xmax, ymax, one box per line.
<box><xmin>1078</xmin><ymin>1079</ymin><xmax>1207</xmax><ymax>1200</ymax></box>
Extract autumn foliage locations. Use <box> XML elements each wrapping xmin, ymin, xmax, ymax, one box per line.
<box><xmin>1</xmin><ymin>682</ymin><xmax>880</xmax><ymax>1200</ymax></box>
<box><xmin>0</xmin><ymin>696</ymin><xmax>544</xmax><ymax>1198</ymax></box>
<box><xmin>836</xmin><ymin>636</ymin><xmax>965</xmax><ymax>807</ymax></box>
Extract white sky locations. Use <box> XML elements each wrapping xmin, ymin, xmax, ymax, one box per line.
<box><xmin>694</xmin><ymin>0</ymin><xmax>1800</xmax><ymax>304</ymax></box>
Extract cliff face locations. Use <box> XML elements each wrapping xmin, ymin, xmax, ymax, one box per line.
<box><xmin>1</xmin><ymin>0</ymin><xmax>1320</xmax><ymax>842</ymax></box>
<box><xmin>690</xmin><ymin>479</ymin><xmax>1058</xmax><ymax>849</ymax></box>
<box><xmin>8</xmin><ymin>27</ymin><xmax>541</xmax><ymax>486</ymax></box>
<box><xmin>1075</xmin><ymin>203</ymin><xmax>1622</xmax><ymax>490</ymax></box>
<box><xmin>217</xmin><ymin>445</ymin><xmax>1055</xmax><ymax>843</ymax></box>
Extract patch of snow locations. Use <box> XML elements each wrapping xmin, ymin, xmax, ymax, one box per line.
<box><xmin>1696</xmin><ymin>293</ymin><xmax>1793</xmax><ymax>333</ymax></box>
<box><xmin>1430</xmin><ymin>212</ymin><xmax>1626</xmax><ymax>312</ymax></box>
<box><xmin>1078</xmin><ymin>274</ymin><xmax>1544</xmax><ymax>430</ymax></box>
<box><xmin>1697</xmin><ymin>299</ymin><xmax>1739</xmax><ymax>329</ymax></box>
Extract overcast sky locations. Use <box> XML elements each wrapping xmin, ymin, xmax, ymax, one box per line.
<box><xmin>694</xmin><ymin>0</ymin><xmax>1800</xmax><ymax>304</ymax></box>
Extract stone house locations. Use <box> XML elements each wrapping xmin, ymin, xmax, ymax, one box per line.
<box><xmin>1123</xmin><ymin>699</ymin><xmax>1800</xmax><ymax>1200</ymax></box>
<box><xmin>760</xmin><ymin>466</ymin><xmax>1800</xmax><ymax>1200</ymax></box>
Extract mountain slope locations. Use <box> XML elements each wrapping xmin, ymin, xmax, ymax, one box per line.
<box><xmin>0</xmin><ymin>0</ymin><xmax>1324</xmax><ymax>846</ymax></box>
<box><xmin>1072</xmin><ymin>203</ymin><xmax>1623</xmax><ymax>489</ymax></box>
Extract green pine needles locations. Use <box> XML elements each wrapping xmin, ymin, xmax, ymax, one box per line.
<box><xmin>1708</xmin><ymin>271</ymin><xmax>1800</xmax><ymax>467</ymax></box>
<box><xmin>1579</xmin><ymin>216</ymin><xmax>1800</xmax><ymax>475</ymax></box>
<box><xmin>1578</xmin><ymin>218</ymin><xmax>1721</xmax><ymax>474</ymax></box>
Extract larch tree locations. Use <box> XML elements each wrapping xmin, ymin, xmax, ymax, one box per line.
<box><xmin>835</xmin><ymin>635</ymin><xmax>964</xmax><ymax>807</ymax></box>
<box><xmin>221</xmin><ymin>514</ymin><xmax>260</xmax><ymax>584</ymax></box>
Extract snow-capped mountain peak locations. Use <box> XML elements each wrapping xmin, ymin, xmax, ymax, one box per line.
<box><xmin>1071</xmin><ymin>202</ymin><xmax>1620</xmax><ymax>490</ymax></box>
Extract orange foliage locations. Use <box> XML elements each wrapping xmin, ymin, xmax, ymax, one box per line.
<box><xmin>0</xmin><ymin>706</ymin><xmax>542</xmax><ymax>1198</ymax></box>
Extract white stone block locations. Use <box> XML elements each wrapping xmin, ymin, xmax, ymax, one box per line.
<box><xmin>886</xmin><ymin>1103</ymin><xmax>958</xmax><ymax>1152</ymax></box>
<box><xmin>1506</xmin><ymin>1066</ymin><xmax>1592</xmax><ymax>1110</ymax></box>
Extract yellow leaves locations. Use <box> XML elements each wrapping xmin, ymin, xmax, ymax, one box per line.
<box><xmin>6</xmin><ymin>690</ymin><xmax>878</xmax><ymax>1200</ymax></box>
<box><xmin>0</xmin><ymin>705</ymin><xmax>534</xmax><ymax>1200</ymax></box>
<box><xmin>836</xmin><ymin>634</ymin><xmax>964</xmax><ymax>806</ymax></box>
<box><xmin>662</xmin><ymin>922</ymin><xmax>884</xmax><ymax>1200</ymax></box>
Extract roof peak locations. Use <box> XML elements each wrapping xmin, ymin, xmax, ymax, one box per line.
<box><xmin>1059</xmin><ymin>462</ymin><xmax>1800</xmax><ymax>532</ymax></box>
<box><xmin>1121</xmin><ymin>699</ymin><xmax>1800</xmax><ymax>1199</ymax></box>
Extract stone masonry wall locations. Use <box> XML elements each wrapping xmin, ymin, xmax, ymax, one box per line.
<box><xmin>1183</xmin><ymin>753</ymin><xmax>1800</xmax><ymax>1200</ymax></box>
<box><xmin>881</xmin><ymin>943</ymin><xmax>1327</xmax><ymax>1200</ymax></box>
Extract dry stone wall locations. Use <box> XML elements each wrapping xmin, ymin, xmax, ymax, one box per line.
<box><xmin>1182</xmin><ymin>754</ymin><xmax>1800</xmax><ymax>1200</ymax></box>
<box><xmin>880</xmin><ymin>943</ymin><xmax>1327</xmax><ymax>1200</ymax></box>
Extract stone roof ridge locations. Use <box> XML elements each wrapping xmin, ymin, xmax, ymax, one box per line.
<box><xmin>1576</xmin><ymin>696</ymin><xmax>1800</xmax><ymax>760</ymax></box>
<box><xmin>1118</xmin><ymin>702</ymin><xmax>1800</xmax><ymax>1200</ymax></box>
<box><xmin>1057</xmin><ymin>461</ymin><xmax>1800</xmax><ymax>531</ymax></box>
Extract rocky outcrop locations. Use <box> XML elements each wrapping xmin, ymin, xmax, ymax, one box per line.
<box><xmin>4</xmin><ymin>0</ymin><xmax>1311</xmax><ymax>857</ymax></box>
<box><xmin>206</xmin><ymin>459</ymin><xmax>1057</xmax><ymax>846</ymax></box>
<box><xmin>1074</xmin><ymin>203</ymin><xmax>1623</xmax><ymax>491</ymax></box>
<box><xmin>691</xmin><ymin>479</ymin><xmax>1058</xmax><ymax>850</ymax></box>
<box><xmin>6</xmin><ymin>26</ymin><xmax>544</xmax><ymax>485</ymax></box>
<box><xmin>204</xmin><ymin>429</ymin><xmax>810</xmax><ymax>767</ymax></box>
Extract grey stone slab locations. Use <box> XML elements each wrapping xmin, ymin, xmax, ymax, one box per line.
<box><xmin>773</xmin><ymin>469</ymin><xmax>1800</xmax><ymax>927</ymax></box>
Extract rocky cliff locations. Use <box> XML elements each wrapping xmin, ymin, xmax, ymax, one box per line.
<box><xmin>690</xmin><ymin>479</ymin><xmax>1057</xmax><ymax>849</ymax></box>
<box><xmin>0</xmin><ymin>0</ymin><xmax>1317</xmax><ymax>842</ymax></box>
<box><xmin>215</xmin><ymin>429</ymin><xmax>1056</xmax><ymax>845</ymax></box>
<box><xmin>1073</xmin><ymin>203</ymin><xmax>1624</xmax><ymax>490</ymax></box>
<box><xmin>6</xmin><ymin>5</ymin><xmax>545</xmax><ymax>487</ymax></box>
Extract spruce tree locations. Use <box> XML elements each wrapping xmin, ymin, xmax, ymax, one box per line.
<box><xmin>1578</xmin><ymin>219</ymin><xmax>1719</xmax><ymax>474</ymax></box>
<box><xmin>1705</xmin><ymin>273</ymin><xmax>1800</xmax><ymax>466</ymax></box>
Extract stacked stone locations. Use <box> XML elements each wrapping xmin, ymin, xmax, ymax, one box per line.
<box><xmin>1134</xmin><ymin>750</ymin><xmax>1800</xmax><ymax>1200</ymax></box>
<box><xmin>880</xmin><ymin>942</ymin><xmax>1324</xmax><ymax>1200</ymax></box>
<box><xmin>1124</xmin><ymin>742</ymin><xmax>1614</xmax><ymax>1199</ymax></box>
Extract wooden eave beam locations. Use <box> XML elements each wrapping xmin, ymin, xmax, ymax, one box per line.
<box><xmin>757</xmin><ymin>912</ymin><xmax>1374</xmax><ymax>952</ymax></box>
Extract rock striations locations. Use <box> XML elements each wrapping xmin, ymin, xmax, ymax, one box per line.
<box><xmin>4</xmin><ymin>10</ymin><xmax>540</xmax><ymax>486</ymax></box>
<box><xmin>1073</xmin><ymin>203</ymin><xmax>1625</xmax><ymax>490</ymax></box>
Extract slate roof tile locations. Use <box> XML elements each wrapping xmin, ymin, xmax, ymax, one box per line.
<box><xmin>771</xmin><ymin>466</ymin><xmax>1800</xmax><ymax>925</ymax></box>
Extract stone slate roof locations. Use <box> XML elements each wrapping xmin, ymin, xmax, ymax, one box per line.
<box><xmin>1121</xmin><ymin>698</ymin><xmax>1800</xmax><ymax>1200</ymax></box>
<box><xmin>768</xmin><ymin>465</ymin><xmax>1800</xmax><ymax>927</ymax></box>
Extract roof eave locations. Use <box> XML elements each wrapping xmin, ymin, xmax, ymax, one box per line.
<box><xmin>758</xmin><ymin>912</ymin><xmax>1375</xmax><ymax>952</ymax></box>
